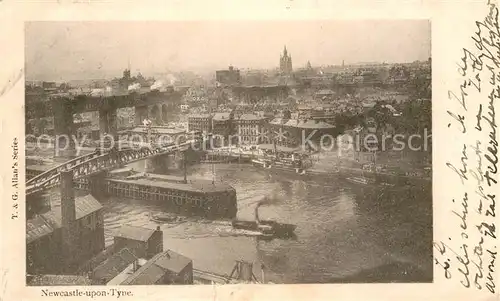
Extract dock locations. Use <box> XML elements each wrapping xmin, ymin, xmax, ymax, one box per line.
<box><xmin>193</xmin><ymin>261</ymin><xmax>264</xmax><ymax>284</ymax></box>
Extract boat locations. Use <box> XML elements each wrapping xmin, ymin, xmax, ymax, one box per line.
<box><xmin>346</xmin><ymin>176</ymin><xmax>371</xmax><ymax>185</ymax></box>
<box><xmin>250</xmin><ymin>141</ymin><xmax>312</xmax><ymax>175</ymax></box>
<box><xmin>149</xmin><ymin>212</ymin><xmax>184</xmax><ymax>223</ymax></box>
<box><xmin>251</xmin><ymin>157</ymin><xmax>308</xmax><ymax>175</ymax></box>
<box><xmin>231</xmin><ymin>220</ymin><xmax>296</xmax><ymax>238</ymax></box>
<box><xmin>231</xmin><ymin>202</ymin><xmax>297</xmax><ymax>238</ymax></box>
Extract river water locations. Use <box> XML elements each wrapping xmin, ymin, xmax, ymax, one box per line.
<box><xmin>95</xmin><ymin>151</ymin><xmax>433</xmax><ymax>284</ymax></box>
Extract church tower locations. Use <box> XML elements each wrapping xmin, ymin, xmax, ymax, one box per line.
<box><xmin>280</xmin><ymin>45</ymin><xmax>293</xmax><ymax>75</ymax></box>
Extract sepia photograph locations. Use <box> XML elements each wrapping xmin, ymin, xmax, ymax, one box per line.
<box><xmin>24</xmin><ymin>20</ymin><xmax>433</xmax><ymax>286</ymax></box>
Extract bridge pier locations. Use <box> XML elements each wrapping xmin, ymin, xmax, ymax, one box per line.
<box><xmin>135</xmin><ymin>105</ymin><xmax>148</xmax><ymax>125</ymax></box>
<box><xmin>149</xmin><ymin>104</ymin><xmax>163</xmax><ymax>126</ymax></box>
<box><xmin>60</xmin><ymin>170</ymin><xmax>78</xmax><ymax>273</ymax></box>
<box><xmin>99</xmin><ymin>108</ymin><xmax>118</xmax><ymax>142</ymax></box>
<box><xmin>52</xmin><ymin>98</ymin><xmax>76</xmax><ymax>158</ymax></box>
<box><xmin>88</xmin><ymin>171</ymin><xmax>108</xmax><ymax>199</ymax></box>
<box><xmin>144</xmin><ymin>155</ymin><xmax>170</xmax><ymax>173</ymax></box>
<box><xmin>144</xmin><ymin>158</ymin><xmax>155</xmax><ymax>173</ymax></box>
<box><xmin>26</xmin><ymin>192</ymin><xmax>46</xmax><ymax>219</ymax></box>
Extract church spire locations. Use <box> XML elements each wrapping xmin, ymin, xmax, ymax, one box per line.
<box><xmin>283</xmin><ymin>45</ymin><xmax>287</xmax><ymax>56</ymax></box>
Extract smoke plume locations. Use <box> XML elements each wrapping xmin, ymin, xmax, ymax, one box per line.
<box><xmin>166</xmin><ymin>74</ymin><xmax>178</xmax><ymax>86</ymax></box>
<box><xmin>128</xmin><ymin>83</ymin><xmax>141</xmax><ymax>91</ymax></box>
<box><xmin>150</xmin><ymin>80</ymin><xmax>164</xmax><ymax>91</ymax></box>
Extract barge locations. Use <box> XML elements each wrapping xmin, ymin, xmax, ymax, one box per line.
<box><xmin>75</xmin><ymin>172</ymin><xmax>238</xmax><ymax>220</ymax></box>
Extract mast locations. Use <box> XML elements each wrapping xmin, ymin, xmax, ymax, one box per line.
<box><xmin>211</xmin><ymin>155</ymin><xmax>215</xmax><ymax>185</ymax></box>
<box><xmin>183</xmin><ymin>149</ymin><xmax>187</xmax><ymax>184</ymax></box>
<box><xmin>144</xmin><ymin>119</ymin><xmax>151</xmax><ymax>173</ymax></box>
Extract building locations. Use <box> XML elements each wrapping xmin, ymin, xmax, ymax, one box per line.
<box><xmin>212</xmin><ymin>111</ymin><xmax>235</xmax><ymax>145</ymax></box>
<box><xmin>268</xmin><ymin>117</ymin><xmax>338</xmax><ymax>150</ymax></box>
<box><xmin>279</xmin><ymin>46</ymin><xmax>293</xmax><ymax>75</ymax></box>
<box><xmin>127</xmin><ymin>126</ymin><xmax>187</xmax><ymax>145</ymax></box>
<box><xmin>90</xmin><ymin>224</ymin><xmax>193</xmax><ymax>286</ymax></box>
<box><xmin>188</xmin><ymin>113</ymin><xmax>213</xmax><ymax>134</ymax></box>
<box><xmin>216</xmin><ymin>66</ymin><xmax>241</xmax><ymax>86</ymax></box>
<box><xmin>91</xmin><ymin>248</ymin><xmax>139</xmax><ymax>285</ymax></box>
<box><xmin>235</xmin><ymin>114</ymin><xmax>268</xmax><ymax>145</ymax></box>
<box><xmin>314</xmin><ymin>89</ymin><xmax>336</xmax><ymax>101</ymax></box>
<box><xmin>113</xmin><ymin>225</ymin><xmax>164</xmax><ymax>260</ymax></box>
<box><xmin>231</xmin><ymin>85</ymin><xmax>289</xmax><ymax>104</ymax></box>
<box><xmin>26</xmin><ymin>190</ymin><xmax>105</xmax><ymax>275</ymax></box>
<box><xmin>27</xmin><ymin>275</ymin><xmax>92</xmax><ymax>286</ymax></box>
<box><xmin>119</xmin><ymin>250</ymin><xmax>193</xmax><ymax>285</ymax></box>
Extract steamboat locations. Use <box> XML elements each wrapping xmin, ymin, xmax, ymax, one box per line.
<box><xmin>231</xmin><ymin>198</ymin><xmax>297</xmax><ymax>239</ymax></box>
<box><xmin>251</xmin><ymin>143</ymin><xmax>312</xmax><ymax>175</ymax></box>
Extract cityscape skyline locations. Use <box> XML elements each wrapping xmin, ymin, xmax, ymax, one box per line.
<box><xmin>26</xmin><ymin>20</ymin><xmax>431</xmax><ymax>81</ymax></box>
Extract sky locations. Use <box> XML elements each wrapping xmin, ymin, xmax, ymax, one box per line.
<box><xmin>25</xmin><ymin>20</ymin><xmax>431</xmax><ymax>81</ymax></box>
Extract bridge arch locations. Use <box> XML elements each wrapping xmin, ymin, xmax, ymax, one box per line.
<box><xmin>135</xmin><ymin>106</ymin><xmax>148</xmax><ymax>125</ymax></box>
<box><xmin>149</xmin><ymin>104</ymin><xmax>162</xmax><ymax>125</ymax></box>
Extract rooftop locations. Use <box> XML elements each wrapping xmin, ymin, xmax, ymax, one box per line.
<box><xmin>106</xmin><ymin>258</ymin><xmax>148</xmax><ymax>285</ymax></box>
<box><xmin>188</xmin><ymin>113</ymin><xmax>213</xmax><ymax>119</ymax></box>
<box><xmin>27</xmin><ymin>275</ymin><xmax>92</xmax><ymax>286</ymax></box>
<box><xmin>92</xmin><ymin>248</ymin><xmax>138</xmax><ymax>282</ymax></box>
<box><xmin>26</xmin><ymin>195</ymin><xmax>103</xmax><ymax>244</ymax></box>
<box><xmin>292</xmin><ymin>119</ymin><xmax>335</xmax><ymax>129</ymax></box>
<box><xmin>120</xmin><ymin>250</ymin><xmax>192</xmax><ymax>285</ymax></box>
<box><xmin>236</xmin><ymin>114</ymin><xmax>266</xmax><ymax>121</ymax></box>
<box><xmin>128</xmin><ymin>126</ymin><xmax>186</xmax><ymax>135</ymax></box>
<box><xmin>270</xmin><ymin>118</ymin><xmax>335</xmax><ymax>129</ymax></box>
<box><xmin>111</xmin><ymin>176</ymin><xmax>235</xmax><ymax>194</ymax></box>
<box><xmin>114</xmin><ymin>225</ymin><xmax>158</xmax><ymax>242</ymax></box>
<box><xmin>213</xmin><ymin>112</ymin><xmax>232</xmax><ymax>121</ymax></box>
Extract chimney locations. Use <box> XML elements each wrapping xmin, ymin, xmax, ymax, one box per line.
<box><xmin>60</xmin><ymin>170</ymin><xmax>77</xmax><ymax>272</ymax></box>
<box><xmin>154</xmin><ymin>226</ymin><xmax>164</xmax><ymax>254</ymax></box>
<box><xmin>133</xmin><ymin>260</ymin><xmax>138</xmax><ymax>272</ymax></box>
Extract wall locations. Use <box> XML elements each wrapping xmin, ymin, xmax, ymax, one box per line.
<box><xmin>146</xmin><ymin>230</ymin><xmax>163</xmax><ymax>259</ymax></box>
<box><xmin>114</xmin><ymin>237</ymin><xmax>148</xmax><ymax>259</ymax></box>
<box><xmin>26</xmin><ymin>231</ymin><xmax>63</xmax><ymax>275</ymax></box>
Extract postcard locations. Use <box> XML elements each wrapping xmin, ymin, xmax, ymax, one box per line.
<box><xmin>0</xmin><ymin>1</ymin><xmax>498</xmax><ymax>300</ymax></box>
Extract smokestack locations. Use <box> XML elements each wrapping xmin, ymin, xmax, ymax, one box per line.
<box><xmin>60</xmin><ymin>170</ymin><xmax>77</xmax><ymax>272</ymax></box>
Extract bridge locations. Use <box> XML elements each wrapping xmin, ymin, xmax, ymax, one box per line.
<box><xmin>26</xmin><ymin>89</ymin><xmax>182</xmax><ymax>119</ymax></box>
<box><xmin>26</xmin><ymin>137</ymin><xmax>204</xmax><ymax>197</ymax></box>
<box><xmin>26</xmin><ymin>89</ymin><xmax>183</xmax><ymax>158</ymax></box>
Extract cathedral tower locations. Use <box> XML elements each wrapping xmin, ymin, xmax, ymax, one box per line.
<box><xmin>279</xmin><ymin>45</ymin><xmax>293</xmax><ymax>75</ymax></box>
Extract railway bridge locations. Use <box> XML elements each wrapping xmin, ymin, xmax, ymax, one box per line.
<box><xmin>26</xmin><ymin>89</ymin><xmax>182</xmax><ymax>158</ymax></box>
<box><xmin>25</xmin><ymin>134</ymin><xmax>208</xmax><ymax>200</ymax></box>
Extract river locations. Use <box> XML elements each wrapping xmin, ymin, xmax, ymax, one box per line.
<box><xmin>96</xmin><ymin>151</ymin><xmax>433</xmax><ymax>284</ymax></box>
